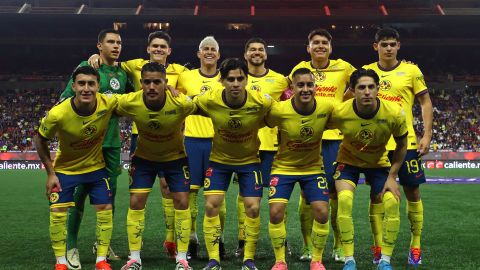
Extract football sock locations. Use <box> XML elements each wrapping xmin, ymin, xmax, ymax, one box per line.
<box><xmin>407</xmin><ymin>200</ymin><xmax>423</xmax><ymax>248</ymax></box>
<box><xmin>162</xmin><ymin>197</ymin><xmax>175</xmax><ymax>242</ymax></box>
<box><xmin>50</xmin><ymin>211</ymin><xmax>68</xmax><ymax>257</ymax></box>
<box><xmin>204</xmin><ymin>215</ymin><xmax>221</xmax><ymax>262</ymax></box>
<box><xmin>127</xmin><ymin>208</ymin><xmax>145</xmax><ymax>252</ymax></box>
<box><xmin>369</xmin><ymin>202</ymin><xmax>385</xmax><ymax>247</ymax></box>
<box><xmin>311</xmin><ymin>220</ymin><xmax>329</xmax><ymax>262</ymax></box>
<box><xmin>269</xmin><ymin>221</ymin><xmax>286</xmax><ymax>263</ymax></box>
<box><xmin>299</xmin><ymin>195</ymin><xmax>313</xmax><ymax>250</ymax></box>
<box><xmin>382</xmin><ymin>192</ymin><xmax>400</xmax><ymax>256</ymax></box>
<box><xmin>338</xmin><ymin>190</ymin><xmax>355</xmax><ymax>257</ymax></box>
<box><xmin>189</xmin><ymin>191</ymin><xmax>199</xmax><ymax>241</ymax></box>
<box><xmin>244</xmin><ymin>216</ymin><xmax>260</xmax><ymax>261</ymax></box>
<box><xmin>330</xmin><ymin>198</ymin><xmax>341</xmax><ymax>249</ymax></box>
<box><xmin>175</xmin><ymin>208</ymin><xmax>192</xmax><ymax>255</ymax></box>
<box><xmin>95</xmin><ymin>210</ymin><xmax>113</xmax><ymax>257</ymax></box>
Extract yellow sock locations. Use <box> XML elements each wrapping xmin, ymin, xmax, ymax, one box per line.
<box><xmin>299</xmin><ymin>195</ymin><xmax>313</xmax><ymax>249</ymax></box>
<box><xmin>175</xmin><ymin>208</ymin><xmax>191</xmax><ymax>253</ymax></box>
<box><xmin>337</xmin><ymin>190</ymin><xmax>355</xmax><ymax>257</ymax></box>
<box><xmin>189</xmin><ymin>192</ymin><xmax>198</xmax><ymax>238</ymax></box>
<box><xmin>311</xmin><ymin>220</ymin><xmax>329</xmax><ymax>262</ymax></box>
<box><xmin>237</xmin><ymin>195</ymin><xmax>246</xmax><ymax>241</ymax></box>
<box><xmin>220</xmin><ymin>197</ymin><xmax>227</xmax><ymax>232</ymax></box>
<box><xmin>204</xmin><ymin>215</ymin><xmax>221</xmax><ymax>261</ymax></box>
<box><xmin>382</xmin><ymin>192</ymin><xmax>400</xmax><ymax>256</ymax></box>
<box><xmin>162</xmin><ymin>198</ymin><xmax>175</xmax><ymax>242</ymax></box>
<box><xmin>407</xmin><ymin>200</ymin><xmax>423</xmax><ymax>249</ymax></box>
<box><xmin>244</xmin><ymin>216</ymin><xmax>260</xmax><ymax>261</ymax></box>
<box><xmin>269</xmin><ymin>221</ymin><xmax>286</xmax><ymax>263</ymax></box>
<box><xmin>96</xmin><ymin>210</ymin><xmax>113</xmax><ymax>257</ymax></box>
<box><xmin>330</xmin><ymin>199</ymin><xmax>341</xmax><ymax>249</ymax></box>
<box><xmin>369</xmin><ymin>202</ymin><xmax>384</xmax><ymax>247</ymax></box>
<box><xmin>50</xmin><ymin>212</ymin><xmax>68</xmax><ymax>257</ymax></box>
<box><xmin>127</xmin><ymin>208</ymin><xmax>145</xmax><ymax>252</ymax></box>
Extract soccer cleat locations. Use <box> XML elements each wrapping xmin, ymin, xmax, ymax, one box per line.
<box><xmin>271</xmin><ymin>261</ymin><xmax>288</xmax><ymax>270</ymax></box>
<box><xmin>377</xmin><ymin>260</ymin><xmax>393</xmax><ymax>270</ymax></box>
<box><xmin>372</xmin><ymin>246</ymin><xmax>382</xmax><ymax>265</ymax></box>
<box><xmin>163</xmin><ymin>241</ymin><xmax>177</xmax><ymax>259</ymax></box>
<box><xmin>332</xmin><ymin>247</ymin><xmax>346</xmax><ymax>263</ymax></box>
<box><xmin>202</xmin><ymin>259</ymin><xmax>222</xmax><ymax>270</ymax></box>
<box><xmin>95</xmin><ymin>260</ymin><xmax>112</xmax><ymax>270</ymax></box>
<box><xmin>187</xmin><ymin>241</ymin><xmax>199</xmax><ymax>260</ymax></box>
<box><xmin>343</xmin><ymin>260</ymin><xmax>357</xmax><ymax>270</ymax></box>
<box><xmin>285</xmin><ymin>240</ymin><xmax>292</xmax><ymax>256</ymax></box>
<box><xmin>92</xmin><ymin>242</ymin><xmax>121</xmax><ymax>261</ymax></box>
<box><xmin>66</xmin><ymin>248</ymin><xmax>81</xmax><ymax>270</ymax></box>
<box><xmin>219</xmin><ymin>241</ymin><xmax>226</xmax><ymax>260</ymax></box>
<box><xmin>408</xmin><ymin>247</ymin><xmax>422</xmax><ymax>265</ymax></box>
<box><xmin>55</xmin><ymin>264</ymin><xmax>68</xmax><ymax>270</ymax></box>
<box><xmin>175</xmin><ymin>259</ymin><xmax>193</xmax><ymax>270</ymax></box>
<box><xmin>299</xmin><ymin>247</ymin><xmax>312</xmax><ymax>261</ymax></box>
<box><xmin>310</xmin><ymin>261</ymin><xmax>326</xmax><ymax>270</ymax></box>
<box><xmin>235</xmin><ymin>240</ymin><xmax>245</xmax><ymax>258</ymax></box>
<box><xmin>120</xmin><ymin>259</ymin><xmax>142</xmax><ymax>270</ymax></box>
<box><xmin>242</xmin><ymin>259</ymin><xmax>258</xmax><ymax>270</ymax></box>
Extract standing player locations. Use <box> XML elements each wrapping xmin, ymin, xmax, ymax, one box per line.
<box><xmin>289</xmin><ymin>28</ymin><xmax>355</xmax><ymax>262</ymax></box>
<box><xmin>235</xmin><ymin>37</ymin><xmax>290</xmax><ymax>257</ymax></box>
<box><xmin>195</xmin><ymin>58</ymin><xmax>273</xmax><ymax>270</ymax></box>
<box><xmin>330</xmin><ymin>69</ymin><xmax>407</xmax><ymax>270</ymax></box>
<box><xmin>266</xmin><ymin>68</ymin><xmax>333</xmax><ymax>270</ymax></box>
<box><xmin>35</xmin><ymin>66</ymin><xmax>117</xmax><ymax>270</ymax></box>
<box><xmin>117</xmin><ymin>63</ymin><xmax>195</xmax><ymax>270</ymax></box>
<box><xmin>362</xmin><ymin>28</ymin><xmax>433</xmax><ymax>266</ymax></box>
<box><xmin>176</xmin><ymin>36</ymin><xmax>226</xmax><ymax>259</ymax></box>
<box><xmin>60</xmin><ymin>29</ymin><xmax>130</xmax><ymax>269</ymax></box>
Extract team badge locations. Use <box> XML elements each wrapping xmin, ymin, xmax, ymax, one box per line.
<box><xmin>109</xmin><ymin>78</ymin><xmax>121</xmax><ymax>91</ymax></box>
<box><xmin>359</xmin><ymin>129</ymin><xmax>374</xmax><ymax>143</ymax></box>
<box><xmin>269</xmin><ymin>186</ymin><xmax>276</xmax><ymax>197</ymax></box>
<box><xmin>200</xmin><ymin>85</ymin><xmax>211</xmax><ymax>93</ymax></box>
<box><xmin>148</xmin><ymin>120</ymin><xmax>161</xmax><ymax>130</ymax></box>
<box><xmin>205</xmin><ymin>167</ymin><xmax>213</xmax><ymax>177</ymax></box>
<box><xmin>269</xmin><ymin>176</ymin><xmax>279</xmax><ymax>187</ymax></box>
<box><xmin>49</xmin><ymin>192</ymin><xmax>59</xmax><ymax>203</ymax></box>
<box><xmin>333</xmin><ymin>170</ymin><xmax>341</xmax><ymax>180</ymax></box>
<box><xmin>83</xmin><ymin>125</ymin><xmax>97</xmax><ymax>136</ymax></box>
<box><xmin>300</xmin><ymin>126</ymin><xmax>314</xmax><ymax>139</ymax></box>
<box><xmin>250</xmin><ymin>85</ymin><xmax>261</xmax><ymax>92</ymax></box>
<box><xmin>204</xmin><ymin>178</ymin><xmax>211</xmax><ymax>188</ymax></box>
<box><xmin>379</xmin><ymin>80</ymin><xmax>392</xmax><ymax>91</ymax></box>
<box><xmin>228</xmin><ymin>119</ymin><xmax>242</xmax><ymax>130</ymax></box>
<box><xmin>314</xmin><ymin>71</ymin><xmax>326</xmax><ymax>82</ymax></box>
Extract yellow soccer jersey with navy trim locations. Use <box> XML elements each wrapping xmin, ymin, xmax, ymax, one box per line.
<box><xmin>248</xmin><ymin>69</ymin><xmax>289</xmax><ymax>151</ymax></box>
<box><xmin>289</xmin><ymin>59</ymin><xmax>356</xmax><ymax>140</ymax></box>
<box><xmin>266</xmin><ymin>97</ymin><xmax>334</xmax><ymax>175</ymax></box>
<box><xmin>194</xmin><ymin>88</ymin><xmax>274</xmax><ymax>165</ymax></box>
<box><xmin>328</xmin><ymin>98</ymin><xmax>407</xmax><ymax>168</ymax></box>
<box><xmin>38</xmin><ymin>93</ymin><xmax>118</xmax><ymax>174</ymax></box>
<box><xmin>121</xmin><ymin>59</ymin><xmax>188</xmax><ymax>134</ymax></box>
<box><xmin>116</xmin><ymin>91</ymin><xmax>196</xmax><ymax>162</ymax></box>
<box><xmin>363</xmin><ymin>62</ymin><xmax>427</xmax><ymax>150</ymax></box>
<box><xmin>177</xmin><ymin>69</ymin><xmax>222</xmax><ymax>138</ymax></box>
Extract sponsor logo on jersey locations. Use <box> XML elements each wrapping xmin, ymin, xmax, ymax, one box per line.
<box><xmin>165</xmin><ymin>109</ymin><xmax>177</xmax><ymax>115</ymax></box>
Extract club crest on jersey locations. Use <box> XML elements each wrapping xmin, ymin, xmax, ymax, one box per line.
<box><xmin>359</xmin><ymin>129</ymin><xmax>374</xmax><ymax>143</ymax></box>
<box><xmin>228</xmin><ymin>119</ymin><xmax>242</xmax><ymax>129</ymax></box>
<box><xmin>109</xmin><ymin>78</ymin><xmax>120</xmax><ymax>90</ymax></box>
<box><xmin>269</xmin><ymin>176</ymin><xmax>279</xmax><ymax>187</ymax></box>
<box><xmin>205</xmin><ymin>167</ymin><xmax>213</xmax><ymax>177</ymax></box>
<box><xmin>333</xmin><ymin>170</ymin><xmax>341</xmax><ymax>180</ymax></box>
<box><xmin>148</xmin><ymin>120</ymin><xmax>161</xmax><ymax>130</ymax></box>
<box><xmin>269</xmin><ymin>186</ymin><xmax>276</xmax><ymax>197</ymax></box>
<box><xmin>314</xmin><ymin>71</ymin><xmax>326</xmax><ymax>82</ymax></box>
<box><xmin>200</xmin><ymin>85</ymin><xmax>211</xmax><ymax>93</ymax></box>
<box><xmin>49</xmin><ymin>192</ymin><xmax>59</xmax><ymax>203</ymax></box>
<box><xmin>250</xmin><ymin>85</ymin><xmax>261</xmax><ymax>92</ymax></box>
<box><xmin>83</xmin><ymin>125</ymin><xmax>97</xmax><ymax>136</ymax></box>
<box><xmin>379</xmin><ymin>80</ymin><xmax>392</xmax><ymax>91</ymax></box>
<box><xmin>300</xmin><ymin>126</ymin><xmax>314</xmax><ymax>139</ymax></box>
<box><xmin>204</xmin><ymin>178</ymin><xmax>211</xmax><ymax>188</ymax></box>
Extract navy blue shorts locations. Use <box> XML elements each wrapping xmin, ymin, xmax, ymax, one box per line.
<box><xmin>333</xmin><ymin>163</ymin><xmax>389</xmax><ymax>196</ymax></box>
<box><xmin>204</xmin><ymin>161</ymin><xmax>263</xmax><ymax>197</ymax></box>
<box><xmin>322</xmin><ymin>140</ymin><xmax>341</xmax><ymax>193</ymax></box>
<box><xmin>129</xmin><ymin>156</ymin><xmax>190</xmax><ymax>193</ymax></box>
<box><xmin>260</xmin><ymin>150</ymin><xmax>276</xmax><ymax>188</ymax></box>
<box><xmin>268</xmin><ymin>173</ymin><xmax>329</xmax><ymax>204</ymax></box>
<box><xmin>184</xmin><ymin>137</ymin><xmax>212</xmax><ymax>190</ymax></box>
<box><xmin>388</xmin><ymin>150</ymin><xmax>426</xmax><ymax>187</ymax></box>
<box><xmin>50</xmin><ymin>168</ymin><xmax>112</xmax><ymax>208</ymax></box>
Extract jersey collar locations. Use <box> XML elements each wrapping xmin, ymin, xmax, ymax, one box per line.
<box><xmin>352</xmin><ymin>98</ymin><xmax>380</xmax><ymax>119</ymax></box>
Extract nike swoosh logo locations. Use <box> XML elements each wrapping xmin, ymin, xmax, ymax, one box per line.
<box><xmin>361</xmin><ymin>123</ymin><xmax>371</xmax><ymax>126</ymax></box>
<box><xmin>255</xmin><ymin>186</ymin><xmax>262</xmax><ymax>190</ymax></box>
<box><xmin>83</xmin><ymin>120</ymin><xmax>92</xmax><ymax>125</ymax></box>
<box><xmin>202</xmin><ymin>80</ymin><xmax>210</xmax><ymax>83</ymax></box>
<box><xmin>381</xmin><ymin>74</ymin><xmax>390</xmax><ymax>78</ymax></box>
<box><xmin>252</xmin><ymin>80</ymin><xmax>260</xmax><ymax>83</ymax></box>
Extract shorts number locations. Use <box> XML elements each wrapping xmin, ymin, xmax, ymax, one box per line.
<box><xmin>182</xmin><ymin>166</ymin><xmax>190</xmax><ymax>180</ymax></box>
<box><xmin>103</xmin><ymin>177</ymin><xmax>111</xmax><ymax>190</ymax></box>
<box><xmin>253</xmin><ymin>170</ymin><xmax>263</xmax><ymax>186</ymax></box>
<box><xmin>405</xmin><ymin>158</ymin><xmax>421</xmax><ymax>174</ymax></box>
<box><xmin>317</xmin><ymin>176</ymin><xmax>328</xmax><ymax>189</ymax></box>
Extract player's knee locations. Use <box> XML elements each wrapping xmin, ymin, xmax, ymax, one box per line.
<box><xmin>173</xmin><ymin>194</ymin><xmax>189</xmax><ymax>210</ymax></box>
<box><xmin>383</xmin><ymin>192</ymin><xmax>399</xmax><ymax>215</ymax></box>
<box><xmin>269</xmin><ymin>206</ymin><xmax>285</xmax><ymax>224</ymax></box>
<box><xmin>130</xmin><ymin>194</ymin><xmax>148</xmax><ymax>210</ymax></box>
<box><xmin>244</xmin><ymin>203</ymin><xmax>260</xmax><ymax>217</ymax></box>
<box><xmin>95</xmin><ymin>203</ymin><xmax>112</xmax><ymax>211</ymax></box>
<box><xmin>403</xmin><ymin>186</ymin><xmax>421</xmax><ymax>202</ymax></box>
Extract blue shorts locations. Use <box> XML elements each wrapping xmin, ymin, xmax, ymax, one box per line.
<box><xmin>269</xmin><ymin>173</ymin><xmax>329</xmax><ymax>204</ymax></box>
<box><xmin>50</xmin><ymin>168</ymin><xmax>112</xmax><ymax>208</ymax></box>
<box><xmin>204</xmin><ymin>161</ymin><xmax>263</xmax><ymax>197</ymax></box>
<box><xmin>389</xmin><ymin>150</ymin><xmax>426</xmax><ymax>187</ymax></box>
<box><xmin>260</xmin><ymin>150</ymin><xmax>276</xmax><ymax>188</ymax></box>
<box><xmin>333</xmin><ymin>163</ymin><xmax>389</xmax><ymax>196</ymax></box>
<box><xmin>184</xmin><ymin>137</ymin><xmax>212</xmax><ymax>190</ymax></box>
<box><xmin>129</xmin><ymin>156</ymin><xmax>190</xmax><ymax>193</ymax></box>
<box><xmin>322</xmin><ymin>140</ymin><xmax>341</xmax><ymax>193</ymax></box>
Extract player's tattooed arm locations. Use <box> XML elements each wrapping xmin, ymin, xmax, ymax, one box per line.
<box><xmin>384</xmin><ymin>134</ymin><xmax>408</xmax><ymax>200</ymax></box>
<box><xmin>34</xmin><ymin>135</ymin><xmax>62</xmax><ymax>198</ymax></box>
<box><xmin>416</xmin><ymin>91</ymin><xmax>433</xmax><ymax>156</ymax></box>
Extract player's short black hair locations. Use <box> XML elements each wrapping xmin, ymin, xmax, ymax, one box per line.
<box><xmin>141</xmin><ymin>62</ymin><xmax>166</xmax><ymax>76</ymax></box>
<box><xmin>375</xmin><ymin>27</ymin><xmax>400</xmax><ymax>42</ymax></box>
<box><xmin>244</xmin><ymin>37</ymin><xmax>267</xmax><ymax>52</ymax></box>
<box><xmin>148</xmin><ymin>31</ymin><xmax>172</xmax><ymax>46</ymax></box>
<box><xmin>308</xmin><ymin>28</ymin><xmax>332</xmax><ymax>42</ymax></box>
<box><xmin>291</xmin><ymin>68</ymin><xmax>314</xmax><ymax>81</ymax></box>
<box><xmin>219</xmin><ymin>58</ymin><xmax>248</xmax><ymax>80</ymax></box>
<box><xmin>97</xmin><ymin>29</ymin><xmax>120</xmax><ymax>43</ymax></box>
<box><xmin>72</xmin><ymin>66</ymin><xmax>100</xmax><ymax>82</ymax></box>
<box><xmin>350</xmin><ymin>68</ymin><xmax>380</xmax><ymax>88</ymax></box>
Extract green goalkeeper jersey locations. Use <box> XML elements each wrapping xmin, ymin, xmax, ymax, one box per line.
<box><xmin>60</xmin><ymin>61</ymin><xmax>133</xmax><ymax>148</ymax></box>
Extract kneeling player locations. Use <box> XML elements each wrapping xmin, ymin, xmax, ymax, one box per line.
<box><xmin>328</xmin><ymin>69</ymin><xmax>407</xmax><ymax>270</ymax></box>
<box><xmin>116</xmin><ymin>63</ymin><xmax>196</xmax><ymax>270</ymax></box>
<box><xmin>265</xmin><ymin>68</ymin><xmax>333</xmax><ymax>270</ymax></box>
<box><xmin>35</xmin><ymin>66</ymin><xmax>118</xmax><ymax>270</ymax></box>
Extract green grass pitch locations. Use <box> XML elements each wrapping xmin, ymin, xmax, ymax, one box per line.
<box><xmin>1</xmin><ymin>170</ymin><xmax>479</xmax><ymax>269</ymax></box>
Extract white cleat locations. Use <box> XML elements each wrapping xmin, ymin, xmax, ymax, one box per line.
<box><xmin>66</xmin><ymin>248</ymin><xmax>81</xmax><ymax>270</ymax></box>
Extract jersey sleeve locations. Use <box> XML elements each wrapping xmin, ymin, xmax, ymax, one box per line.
<box><xmin>264</xmin><ymin>103</ymin><xmax>282</xmax><ymax>128</ymax></box>
<box><xmin>114</xmin><ymin>93</ymin><xmax>132</xmax><ymax>117</ymax></box>
<box><xmin>176</xmin><ymin>72</ymin><xmax>187</xmax><ymax>94</ymax></box>
<box><xmin>181</xmin><ymin>94</ymin><xmax>197</xmax><ymax>116</ymax></box>
<box><xmin>326</xmin><ymin>107</ymin><xmax>339</xmax><ymax>130</ymax></box>
<box><xmin>120</xmin><ymin>59</ymin><xmax>142</xmax><ymax>76</ymax></box>
<box><xmin>193</xmin><ymin>91</ymin><xmax>210</xmax><ymax>116</ymax></box>
<box><xmin>262</xmin><ymin>93</ymin><xmax>274</xmax><ymax>113</ymax></box>
<box><xmin>392</xmin><ymin>107</ymin><xmax>408</xmax><ymax>138</ymax></box>
<box><xmin>411</xmin><ymin>65</ymin><xmax>428</xmax><ymax>95</ymax></box>
<box><xmin>38</xmin><ymin>109</ymin><xmax>60</xmax><ymax>140</ymax></box>
<box><xmin>60</xmin><ymin>61</ymin><xmax>88</xmax><ymax>100</ymax></box>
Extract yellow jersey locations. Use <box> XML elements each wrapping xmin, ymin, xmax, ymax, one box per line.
<box><xmin>116</xmin><ymin>91</ymin><xmax>196</xmax><ymax>162</ymax></box>
<box><xmin>177</xmin><ymin>69</ymin><xmax>223</xmax><ymax>138</ymax></box>
<box><xmin>328</xmin><ymin>98</ymin><xmax>408</xmax><ymax>168</ymax></box>
<box><xmin>194</xmin><ymin>88</ymin><xmax>274</xmax><ymax>165</ymax></box>
<box><xmin>363</xmin><ymin>62</ymin><xmax>427</xmax><ymax>150</ymax></box>
<box><xmin>247</xmin><ymin>69</ymin><xmax>289</xmax><ymax>151</ymax></box>
<box><xmin>266</xmin><ymin>97</ymin><xmax>334</xmax><ymax>175</ymax></box>
<box><xmin>38</xmin><ymin>93</ymin><xmax>118</xmax><ymax>174</ymax></box>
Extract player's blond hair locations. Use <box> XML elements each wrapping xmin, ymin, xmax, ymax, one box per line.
<box><xmin>199</xmin><ymin>36</ymin><xmax>219</xmax><ymax>52</ymax></box>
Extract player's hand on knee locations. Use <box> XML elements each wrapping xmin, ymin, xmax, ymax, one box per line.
<box><xmin>46</xmin><ymin>174</ymin><xmax>62</xmax><ymax>198</ymax></box>
<box><xmin>382</xmin><ymin>176</ymin><xmax>400</xmax><ymax>201</ymax></box>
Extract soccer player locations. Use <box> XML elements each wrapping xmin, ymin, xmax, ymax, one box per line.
<box><xmin>35</xmin><ymin>66</ymin><xmax>117</xmax><ymax>270</ymax></box>
<box><xmin>266</xmin><ymin>68</ymin><xmax>333</xmax><ymax>270</ymax></box>
<box><xmin>330</xmin><ymin>68</ymin><xmax>407</xmax><ymax>270</ymax></box>
<box><xmin>116</xmin><ymin>63</ymin><xmax>195</xmax><ymax>270</ymax></box>
<box><xmin>235</xmin><ymin>37</ymin><xmax>290</xmax><ymax>257</ymax></box>
<box><xmin>195</xmin><ymin>58</ymin><xmax>273</xmax><ymax>270</ymax></box>
<box><xmin>60</xmin><ymin>29</ymin><xmax>130</xmax><ymax>268</ymax></box>
<box><xmin>362</xmin><ymin>28</ymin><xmax>433</xmax><ymax>265</ymax></box>
<box><xmin>176</xmin><ymin>36</ymin><xmax>226</xmax><ymax>260</ymax></box>
<box><xmin>289</xmin><ymin>28</ymin><xmax>355</xmax><ymax>262</ymax></box>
